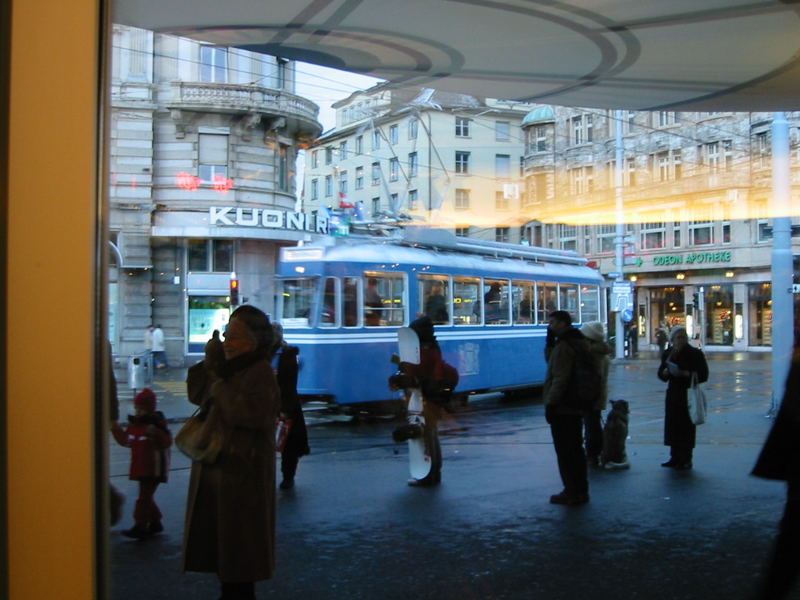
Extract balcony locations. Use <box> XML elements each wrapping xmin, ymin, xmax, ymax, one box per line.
<box><xmin>165</xmin><ymin>81</ymin><xmax>321</xmax><ymax>137</ymax></box>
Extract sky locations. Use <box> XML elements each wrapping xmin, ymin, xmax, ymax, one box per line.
<box><xmin>292</xmin><ymin>62</ymin><xmax>382</xmax><ymax>203</ymax></box>
<box><xmin>294</xmin><ymin>61</ymin><xmax>383</xmax><ymax>132</ymax></box>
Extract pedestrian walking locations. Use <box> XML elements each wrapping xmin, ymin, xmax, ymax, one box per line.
<box><xmin>151</xmin><ymin>324</ymin><xmax>168</xmax><ymax>369</ymax></box>
<box><xmin>655</xmin><ymin>327</ymin><xmax>668</xmax><ymax>353</ymax></box>
<box><xmin>657</xmin><ymin>326</ymin><xmax>708</xmax><ymax>470</ymax></box>
<box><xmin>543</xmin><ymin>310</ymin><xmax>591</xmax><ymax>505</ymax></box>
<box><xmin>183</xmin><ymin>305</ymin><xmax>279</xmax><ymax>600</ymax></box>
<box><xmin>111</xmin><ymin>388</ymin><xmax>172</xmax><ymax>538</ymax></box>
<box><xmin>580</xmin><ymin>321</ymin><xmax>611</xmax><ymax>467</ymax></box>
<box><xmin>751</xmin><ymin>339</ymin><xmax>800</xmax><ymax>600</ymax></box>
<box><xmin>271</xmin><ymin>322</ymin><xmax>310</xmax><ymax>491</ymax></box>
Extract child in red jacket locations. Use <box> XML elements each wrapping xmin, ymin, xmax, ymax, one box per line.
<box><xmin>112</xmin><ymin>388</ymin><xmax>172</xmax><ymax>538</ymax></box>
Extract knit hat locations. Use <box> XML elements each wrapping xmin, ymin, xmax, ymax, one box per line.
<box><xmin>581</xmin><ymin>321</ymin><xmax>606</xmax><ymax>342</ymax></box>
<box><xmin>134</xmin><ymin>388</ymin><xmax>157</xmax><ymax>412</ymax></box>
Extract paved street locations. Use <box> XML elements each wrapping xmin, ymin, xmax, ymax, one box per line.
<box><xmin>110</xmin><ymin>352</ymin><xmax>791</xmax><ymax>600</ymax></box>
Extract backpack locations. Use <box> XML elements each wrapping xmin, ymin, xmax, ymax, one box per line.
<box><xmin>564</xmin><ymin>341</ymin><xmax>601</xmax><ymax>412</ymax></box>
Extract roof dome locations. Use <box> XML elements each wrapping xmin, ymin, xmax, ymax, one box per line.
<box><xmin>521</xmin><ymin>106</ymin><xmax>555</xmax><ymax>126</ymax></box>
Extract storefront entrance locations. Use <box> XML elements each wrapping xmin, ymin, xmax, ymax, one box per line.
<box><xmin>650</xmin><ymin>286</ymin><xmax>685</xmax><ymax>339</ymax></box>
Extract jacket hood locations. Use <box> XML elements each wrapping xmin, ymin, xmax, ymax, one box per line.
<box><xmin>558</xmin><ymin>327</ymin><xmax>585</xmax><ymax>342</ymax></box>
<box><xmin>587</xmin><ymin>339</ymin><xmax>611</xmax><ymax>355</ymax></box>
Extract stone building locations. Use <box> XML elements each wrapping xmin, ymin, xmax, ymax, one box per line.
<box><xmin>301</xmin><ymin>86</ymin><xmax>530</xmax><ymax>243</ymax></box>
<box><xmin>110</xmin><ymin>25</ymin><xmax>322</xmax><ymax>364</ymax></box>
<box><xmin>520</xmin><ymin>107</ymin><xmax>800</xmax><ymax>351</ymax></box>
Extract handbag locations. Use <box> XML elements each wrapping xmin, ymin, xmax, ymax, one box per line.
<box><xmin>174</xmin><ymin>404</ymin><xmax>224</xmax><ymax>463</ymax></box>
<box><xmin>275</xmin><ymin>417</ymin><xmax>293</xmax><ymax>453</ymax></box>
<box><xmin>687</xmin><ymin>371</ymin><xmax>708</xmax><ymax>425</ymax></box>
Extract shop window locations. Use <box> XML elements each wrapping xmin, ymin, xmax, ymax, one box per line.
<box><xmin>453</xmin><ymin>276</ymin><xmax>481</xmax><ymax>325</ymax></box>
<box><xmin>704</xmin><ymin>284</ymin><xmax>734</xmax><ymax>345</ymax></box>
<box><xmin>418</xmin><ymin>275</ymin><xmax>450</xmax><ymax>324</ymax></box>
<box><xmin>512</xmin><ymin>281</ymin><xmax>535</xmax><ymax>324</ymax></box>
<box><xmin>187</xmin><ymin>296</ymin><xmax>231</xmax><ymax>353</ymax></box>
<box><xmin>748</xmin><ymin>283</ymin><xmax>772</xmax><ymax>346</ymax></box>
<box><xmin>363</xmin><ymin>272</ymin><xmax>405</xmax><ymax>326</ymax></box>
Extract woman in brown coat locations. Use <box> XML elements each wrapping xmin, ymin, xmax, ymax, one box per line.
<box><xmin>183</xmin><ymin>306</ymin><xmax>279</xmax><ymax>600</ymax></box>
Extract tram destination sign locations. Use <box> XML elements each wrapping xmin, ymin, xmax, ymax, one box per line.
<box><xmin>652</xmin><ymin>251</ymin><xmax>732</xmax><ymax>267</ymax></box>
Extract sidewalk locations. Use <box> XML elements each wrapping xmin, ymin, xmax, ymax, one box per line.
<box><xmin>110</xmin><ymin>352</ymin><xmax>787</xmax><ymax>599</ymax></box>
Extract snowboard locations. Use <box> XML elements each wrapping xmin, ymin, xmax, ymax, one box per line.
<box><xmin>397</xmin><ymin>327</ymin><xmax>432</xmax><ymax>481</ymax></box>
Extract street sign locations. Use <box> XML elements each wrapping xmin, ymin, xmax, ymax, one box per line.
<box><xmin>621</xmin><ymin>308</ymin><xmax>634</xmax><ymax>322</ymax></box>
<box><xmin>608</xmin><ymin>272</ymin><xmax>621</xmax><ymax>279</ymax></box>
<box><xmin>792</xmin><ymin>284</ymin><xmax>800</xmax><ymax>294</ymax></box>
<box><xmin>624</xmin><ymin>256</ymin><xmax>644</xmax><ymax>267</ymax></box>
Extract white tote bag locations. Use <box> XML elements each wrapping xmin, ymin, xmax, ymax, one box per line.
<box><xmin>687</xmin><ymin>372</ymin><xmax>707</xmax><ymax>425</ymax></box>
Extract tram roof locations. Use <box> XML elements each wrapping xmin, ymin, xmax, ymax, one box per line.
<box><xmin>281</xmin><ymin>235</ymin><xmax>604</xmax><ymax>283</ymax></box>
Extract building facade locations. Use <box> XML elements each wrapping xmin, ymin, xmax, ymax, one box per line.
<box><xmin>110</xmin><ymin>25</ymin><xmax>323</xmax><ymax>364</ymax></box>
<box><xmin>520</xmin><ymin>107</ymin><xmax>800</xmax><ymax>351</ymax></box>
<box><xmin>301</xmin><ymin>87</ymin><xmax>530</xmax><ymax>243</ymax></box>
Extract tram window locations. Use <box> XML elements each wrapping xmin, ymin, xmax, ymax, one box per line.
<box><xmin>281</xmin><ymin>278</ymin><xmax>315</xmax><ymax>327</ymax></box>
<box><xmin>363</xmin><ymin>272</ymin><xmax>405</xmax><ymax>326</ymax></box>
<box><xmin>559</xmin><ymin>283</ymin><xmax>579</xmax><ymax>322</ymax></box>
<box><xmin>453</xmin><ymin>276</ymin><xmax>481</xmax><ymax>325</ymax></box>
<box><xmin>320</xmin><ymin>277</ymin><xmax>338</xmax><ymax>328</ymax></box>
<box><xmin>418</xmin><ymin>275</ymin><xmax>450</xmax><ymax>324</ymax></box>
<box><xmin>580</xmin><ymin>284</ymin><xmax>600</xmax><ymax>322</ymax></box>
<box><xmin>343</xmin><ymin>277</ymin><xmax>360</xmax><ymax>327</ymax></box>
<box><xmin>512</xmin><ymin>281</ymin><xmax>535</xmax><ymax>324</ymax></box>
<box><xmin>537</xmin><ymin>282</ymin><xmax>557</xmax><ymax>322</ymax></box>
<box><xmin>484</xmin><ymin>279</ymin><xmax>510</xmax><ymax>324</ymax></box>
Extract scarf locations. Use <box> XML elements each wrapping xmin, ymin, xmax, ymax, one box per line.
<box><xmin>217</xmin><ymin>348</ymin><xmax>269</xmax><ymax>380</ymax></box>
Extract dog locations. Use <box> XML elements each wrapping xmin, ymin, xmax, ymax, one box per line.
<box><xmin>600</xmin><ymin>399</ymin><xmax>630</xmax><ymax>470</ymax></box>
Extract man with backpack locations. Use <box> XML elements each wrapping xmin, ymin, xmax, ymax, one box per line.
<box><xmin>543</xmin><ymin>310</ymin><xmax>599</xmax><ymax>506</ymax></box>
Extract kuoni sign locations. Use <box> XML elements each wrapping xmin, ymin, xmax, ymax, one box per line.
<box><xmin>210</xmin><ymin>206</ymin><xmax>329</xmax><ymax>234</ymax></box>
<box><xmin>653</xmin><ymin>251</ymin><xmax>732</xmax><ymax>266</ymax></box>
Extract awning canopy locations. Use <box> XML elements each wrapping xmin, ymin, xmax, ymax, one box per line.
<box><xmin>113</xmin><ymin>0</ymin><xmax>800</xmax><ymax>110</ymax></box>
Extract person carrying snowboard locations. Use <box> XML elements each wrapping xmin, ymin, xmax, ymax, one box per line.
<box><xmin>389</xmin><ymin>316</ymin><xmax>458</xmax><ymax>487</ymax></box>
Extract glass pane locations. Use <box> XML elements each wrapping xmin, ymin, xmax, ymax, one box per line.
<box><xmin>320</xmin><ymin>277</ymin><xmax>337</xmax><ymax>328</ymax></box>
<box><xmin>512</xmin><ymin>281</ymin><xmax>535</xmax><ymax>324</ymax></box>
<box><xmin>187</xmin><ymin>239</ymin><xmax>208</xmax><ymax>271</ymax></box>
<box><xmin>418</xmin><ymin>275</ymin><xmax>450</xmax><ymax>324</ymax></box>
<box><xmin>559</xmin><ymin>283</ymin><xmax>579</xmax><ymax>321</ymax></box>
<box><xmin>580</xmin><ymin>284</ymin><xmax>599</xmax><ymax>322</ymax></box>
<box><xmin>343</xmin><ymin>277</ymin><xmax>359</xmax><ymax>327</ymax></box>
<box><xmin>537</xmin><ymin>282</ymin><xmax>557</xmax><ymax>322</ymax></box>
<box><xmin>484</xmin><ymin>278</ymin><xmax>510</xmax><ymax>324</ymax></box>
<box><xmin>281</xmin><ymin>278</ymin><xmax>315</xmax><ymax>326</ymax></box>
<box><xmin>364</xmin><ymin>272</ymin><xmax>405</xmax><ymax>326</ymax></box>
<box><xmin>212</xmin><ymin>239</ymin><xmax>233</xmax><ymax>272</ymax></box>
<box><xmin>188</xmin><ymin>295</ymin><xmax>230</xmax><ymax>352</ymax></box>
<box><xmin>453</xmin><ymin>276</ymin><xmax>481</xmax><ymax>325</ymax></box>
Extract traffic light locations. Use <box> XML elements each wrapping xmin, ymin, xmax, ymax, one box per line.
<box><xmin>692</xmin><ymin>292</ymin><xmax>699</xmax><ymax>309</ymax></box>
<box><xmin>230</xmin><ymin>278</ymin><xmax>240</xmax><ymax>306</ymax></box>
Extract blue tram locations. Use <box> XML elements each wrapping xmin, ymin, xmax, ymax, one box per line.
<box><xmin>275</xmin><ymin>227</ymin><xmax>605</xmax><ymax>410</ymax></box>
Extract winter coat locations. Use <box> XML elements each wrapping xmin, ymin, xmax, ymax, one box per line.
<box><xmin>112</xmin><ymin>412</ymin><xmax>171</xmax><ymax>482</ymax></box>
<box><xmin>657</xmin><ymin>343</ymin><xmax>709</xmax><ymax>448</ymax></box>
<box><xmin>275</xmin><ymin>345</ymin><xmax>310</xmax><ymax>459</ymax></box>
<box><xmin>182</xmin><ymin>351</ymin><xmax>279</xmax><ymax>582</ymax></box>
<box><xmin>752</xmin><ymin>352</ymin><xmax>800</xmax><ymax>482</ymax></box>
<box><xmin>543</xmin><ymin>327</ymin><xmax>591</xmax><ymax>416</ymax></box>
<box><xmin>586</xmin><ymin>339</ymin><xmax>612</xmax><ymax>411</ymax></box>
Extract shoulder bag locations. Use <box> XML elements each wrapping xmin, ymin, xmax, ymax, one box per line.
<box><xmin>174</xmin><ymin>403</ymin><xmax>224</xmax><ymax>463</ymax></box>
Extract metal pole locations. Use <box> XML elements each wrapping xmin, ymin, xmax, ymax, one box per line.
<box><xmin>614</xmin><ymin>109</ymin><xmax>625</xmax><ymax>360</ymax></box>
<box><xmin>770</xmin><ymin>112</ymin><xmax>793</xmax><ymax>414</ymax></box>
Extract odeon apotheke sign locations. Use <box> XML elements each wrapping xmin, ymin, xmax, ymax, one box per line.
<box><xmin>653</xmin><ymin>251</ymin><xmax>732</xmax><ymax>266</ymax></box>
<box><xmin>209</xmin><ymin>206</ymin><xmax>329</xmax><ymax>234</ymax></box>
